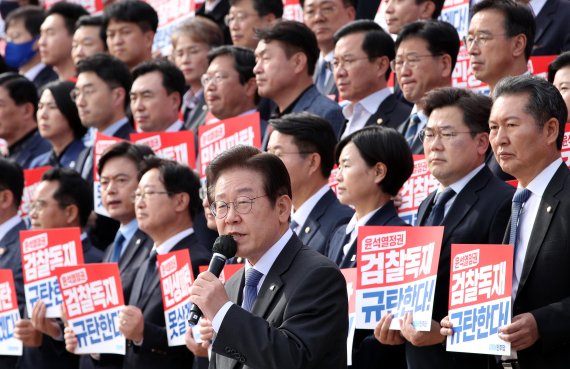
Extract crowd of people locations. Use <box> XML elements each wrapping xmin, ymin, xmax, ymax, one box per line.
<box><xmin>0</xmin><ymin>0</ymin><xmax>570</xmax><ymax>368</ymax></box>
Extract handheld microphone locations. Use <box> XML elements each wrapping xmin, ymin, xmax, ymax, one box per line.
<box><xmin>188</xmin><ymin>235</ymin><xmax>237</xmax><ymax>325</ymax></box>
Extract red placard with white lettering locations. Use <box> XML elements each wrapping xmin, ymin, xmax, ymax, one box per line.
<box><xmin>20</xmin><ymin>166</ymin><xmax>51</xmax><ymax>219</ymax></box>
<box><xmin>44</xmin><ymin>0</ymin><xmax>103</xmax><ymax>14</ymax></box>
<box><xmin>0</xmin><ymin>269</ymin><xmax>22</xmax><ymax>356</ymax></box>
<box><xmin>55</xmin><ymin>263</ymin><xmax>125</xmax><ymax>354</ymax></box>
<box><xmin>94</xmin><ymin>133</ymin><xmax>125</xmax><ymax>216</ymax></box>
<box><xmin>198</xmin><ymin>112</ymin><xmax>261</xmax><ymax>178</ymax></box>
<box><xmin>157</xmin><ymin>250</ymin><xmax>194</xmax><ymax>346</ymax></box>
<box><xmin>446</xmin><ymin>244</ymin><xmax>513</xmax><ymax>355</ymax></box>
<box><xmin>562</xmin><ymin>123</ymin><xmax>570</xmax><ymax>167</ymax></box>
<box><xmin>20</xmin><ymin>227</ymin><xmax>84</xmax><ymax>318</ymax></box>
<box><xmin>283</xmin><ymin>0</ymin><xmax>303</xmax><ymax>22</ymax></box>
<box><xmin>355</xmin><ymin>226</ymin><xmax>443</xmax><ymax>330</ymax></box>
<box><xmin>341</xmin><ymin>268</ymin><xmax>357</xmax><ymax>366</ymax></box>
<box><xmin>398</xmin><ymin>155</ymin><xmax>440</xmax><ymax>225</ymax></box>
<box><xmin>148</xmin><ymin>0</ymin><xmax>196</xmax><ymax>55</ymax></box>
<box><xmin>198</xmin><ymin>264</ymin><xmax>242</xmax><ymax>284</ymax></box>
<box><xmin>440</xmin><ymin>0</ymin><xmax>470</xmax><ymax>39</ymax></box>
<box><xmin>130</xmin><ymin>131</ymin><xmax>196</xmax><ymax>170</ymax></box>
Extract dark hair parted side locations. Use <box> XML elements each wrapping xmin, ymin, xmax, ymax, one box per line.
<box><xmin>256</xmin><ymin>20</ymin><xmax>319</xmax><ymax>76</ymax></box>
<box><xmin>103</xmin><ymin>0</ymin><xmax>159</xmax><ymax>33</ymax></box>
<box><xmin>335</xmin><ymin>126</ymin><xmax>413</xmax><ymax>196</ymax></box>
<box><xmin>5</xmin><ymin>5</ymin><xmax>46</xmax><ymax>36</ymax></box>
<box><xmin>139</xmin><ymin>156</ymin><xmax>201</xmax><ymax>220</ymax></box>
<box><xmin>299</xmin><ymin>0</ymin><xmax>355</xmax><ymax>8</ymax></box>
<box><xmin>132</xmin><ymin>59</ymin><xmax>186</xmax><ymax>109</ymax></box>
<box><xmin>423</xmin><ymin>87</ymin><xmax>492</xmax><ymax>135</ymax></box>
<box><xmin>269</xmin><ymin>112</ymin><xmax>337</xmax><ymax>178</ymax></box>
<box><xmin>334</xmin><ymin>20</ymin><xmax>395</xmax><ymax>80</ymax></box>
<box><xmin>493</xmin><ymin>75</ymin><xmax>567</xmax><ymax>150</ymax></box>
<box><xmin>46</xmin><ymin>1</ymin><xmax>89</xmax><ymax>35</ymax></box>
<box><xmin>97</xmin><ymin>141</ymin><xmax>156</xmax><ymax>177</ymax></box>
<box><xmin>548</xmin><ymin>51</ymin><xmax>570</xmax><ymax>83</ymax></box>
<box><xmin>229</xmin><ymin>0</ymin><xmax>283</xmax><ymax>18</ymax></box>
<box><xmin>206</xmin><ymin>145</ymin><xmax>292</xmax><ymax>205</ymax></box>
<box><xmin>40</xmin><ymin>80</ymin><xmax>87</xmax><ymax>139</ymax></box>
<box><xmin>75</xmin><ymin>15</ymin><xmax>107</xmax><ymax>50</ymax></box>
<box><xmin>395</xmin><ymin>20</ymin><xmax>460</xmax><ymax>71</ymax></box>
<box><xmin>41</xmin><ymin>167</ymin><xmax>93</xmax><ymax>228</ymax></box>
<box><xmin>0</xmin><ymin>158</ymin><xmax>24</xmax><ymax>208</ymax></box>
<box><xmin>76</xmin><ymin>53</ymin><xmax>132</xmax><ymax>110</ymax></box>
<box><xmin>471</xmin><ymin>0</ymin><xmax>535</xmax><ymax>61</ymax></box>
<box><xmin>418</xmin><ymin>0</ymin><xmax>446</xmax><ymax>19</ymax></box>
<box><xmin>0</xmin><ymin>72</ymin><xmax>38</xmax><ymax>116</ymax></box>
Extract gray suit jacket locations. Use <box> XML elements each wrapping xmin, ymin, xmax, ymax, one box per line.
<box><xmin>210</xmin><ymin>234</ymin><xmax>348</xmax><ymax>369</ymax></box>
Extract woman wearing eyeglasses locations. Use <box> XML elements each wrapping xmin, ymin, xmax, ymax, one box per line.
<box><xmin>30</xmin><ymin>80</ymin><xmax>87</xmax><ymax>169</ymax></box>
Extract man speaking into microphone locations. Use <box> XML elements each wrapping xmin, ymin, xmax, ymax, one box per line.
<box><xmin>188</xmin><ymin>145</ymin><xmax>348</xmax><ymax>369</ymax></box>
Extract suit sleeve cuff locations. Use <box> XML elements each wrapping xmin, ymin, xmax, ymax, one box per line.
<box><xmin>212</xmin><ymin>302</ymin><xmax>233</xmax><ymax>333</ymax></box>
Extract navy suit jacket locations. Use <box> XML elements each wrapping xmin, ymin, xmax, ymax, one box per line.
<box><xmin>32</xmin><ymin>65</ymin><xmax>58</xmax><ymax>90</ymax></box>
<box><xmin>532</xmin><ymin>0</ymin><xmax>570</xmax><ymax>56</ymax></box>
<box><xmin>30</xmin><ymin>139</ymin><xmax>85</xmax><ymax>170</ymax></box>
<box><xmin>297</xmin><ymin>189</ymin><xmax>353</xmax><ymax>255</ymax></box>
<box><xmin>290</xmin><ymin>85</ymin><xmax>345</xmax><ymax>137</ymax></box>
<box><xmin>8</xmin><ymin>129</ymin><xmax>51</xmax><ymax>169</ymax></box>
<box><xmin>406</xmin><ymin>165</ymin><xmax>513</xmax><ymax>369</ymax></box>
<box><xmin>209</xmin><ymin>233</ymin><xmax>348</xmax><ymax>369</ymax></box>
<box><xmin>397</xmin><ymin>114</ymin><xmax>424</xmax><ymax>154</ymax></box>
<box><xmin>0</xmin><ymin>219</ymin><xmax>27</xmax><ymax>315</ymax></box>
<box><xmin>123</xmin><ymin>232</ymin><xmax>211</xmax><ymax>369</ymax></box>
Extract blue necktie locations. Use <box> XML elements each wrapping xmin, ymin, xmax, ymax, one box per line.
<box><xmin>110</xmin><ymin>232</ymin><xmax>125</xmax><ymax>263</ymax></box>
<box><xmin>243</xmin><ymin>268</ymin><xmax>264</xmax><ymax>312</ymax></box>
<box><xmin>316</xmin><ymin>61</ymin><xmax>331</xmax><ymax>93</ymax></box>
<box><xmin>424</xmin><ymin>188</ymin><xmax>456</xmax><ymax>226</ymax></box>
<box><xmin>405</xmin><ymin>113</ymin><xmax>422</xmax><ymax>145</ymax></box>
<box><xmin>509</xmin><ymin>188</ymin><xmax>532</xmax><ymax>249</ymax></box>
<box><xmin>290</xmin><ymin>220</ymin><xmax>299</xmax><ymax>233</ymax></box>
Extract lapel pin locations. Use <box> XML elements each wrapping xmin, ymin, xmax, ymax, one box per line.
<box><xmin>0</xmin><ymin>247</ymin><xmax>5</xmax><ymax>256</ymax></box>
<box><xmin>270</xmin><ymin>285</ymin><xmax>276</xmax><ymax>291</ymax></box>
<box><xmin>547</xmin><ymin>206</ymin><xmax>552</xmax><ymax>213</ymax></box>
<box><xmin>304</xmin><ymin>227</ymin><xmax>311</xmax><ymax>234</ymax></box>
<box><xmin>351</xmin><ymin>255</ymin><xmax>356</xmax><ymax>261</ymax></box>
<box><xmin>136</xmin><ymin>239</ymin><xmax>141</xmax><ymax>245</ymax></box>
<box><xmin>376</xmin><ymin>118</ymin><xmax>384</xmax><ymax>125</ymax></box>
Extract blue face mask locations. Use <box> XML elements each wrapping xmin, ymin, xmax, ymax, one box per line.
<box><xmin>5</xmin><ymin>37</ymin><xmax>38</xmax><ymax>69</ymax></box>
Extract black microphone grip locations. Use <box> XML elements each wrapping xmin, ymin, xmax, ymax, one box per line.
<box><xmin>188</xmin><ymin>253</ymin><xmax>228</xmax><ymax>325</ymax></box>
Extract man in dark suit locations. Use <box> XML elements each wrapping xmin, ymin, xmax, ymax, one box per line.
<box><xmin>267</xmin><ymin>112</ymin><xmax>353</xmax><ymax>255</ymax></box>
<box><xmin>531</xmin><ymin>0</ymin><xmax>570</xmax><ymax>56</ymax></box>
<box><xmin>394</xmin><ymin>20</ymin><xmax>459</xmax><ymax>154</ymax></box>
<box><xmin>119</xmin><ymin>157</ymin><xmax>211</xmax><ymax>369</ymax></box>
<box><xmin>254</xmin><ymin>21</ymin><xmax>345</xmax><ymax>136</ymax></box>
<box><xmin>196</xmin><ymin>0</ymin><xmax>231</xmax><ymax>44</ymax></box>
<box><xmin>333</xmin><ymin>20</ymin><xmax>411</xmax><ymax>138</ymax></box>
<box><xmin>187</xmin><ymin>145</ymin><xmax>348</xmax><ymax>369</ymax></box>
<box><xmin>444</xmin><ymin>75</ymin><xmax>570</xmax><ymax>369</ymax></box>
<box><xmin>378</xmin><ymin>87</ymin><xmax>514</xmax><ymax>369</ymax></box>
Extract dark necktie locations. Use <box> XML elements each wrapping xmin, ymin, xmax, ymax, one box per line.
<box><xmin>110</xmin><ymin>232</ymin><xmax>125</xmax><ymax>263</ymax></box>
<box><xmin>290</xmin><ymin>220</ymin><xmax>299</xmax><ymax>233</ymax></box>
<box><xmin>424</xmin><ymin>188</ymin><xmax>456</xmax><ymax>226</ymax></box>
<box><xmin>243</xmin><ymin>268</ymin><xmax>264</xmax><ymax>312</ymax></box>
<box><xmin>405</xmin><ymin>113</ymin><xmax>422</xmax><ymax>146</ymax></box>
<box><xmin>142</xmin><ymin>249</ymin><xmax>158</xmax><ymax>288</ymax></box>
<box><xmin>316</xmin><ymin>61</ymin><xmax>331</xmax><ymax>93</ymax></box>
<box><xmin>509</xmin><ymin>188</ymin><xmax>532</xmax><ymax>250</ymax></box>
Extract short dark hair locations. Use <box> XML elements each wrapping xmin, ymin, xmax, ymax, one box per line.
<box><xmin>5</xmin><ymin>5</ymin><xmax>46</xmax><ymax>37</ymax></box>
<box><xmin>103</xmin><ymin>0</ymin><xmax>159</xmax><ymax>34</ymax></box>
<box><xmin>97</xmin><ymin>141</ymin><xmax>156</xmax><ymax>177</ymax></box>
<box><xmin>395</xmin><ymin>20</ymin><xmax>460</xmax><ymax>71</ymax></box>
<box><xmin>206</xmin><ymin>145</ymin><xmax>291</xmax><ymax>205</ymax></box>
<box><xmin>256</xmin><ymin>20</ymin><xmax>319</xmax><ymax>76</ymax></box>
<box><xmin>75</xmin><ymin>15</ymin><xmax>107</xmax><ymax>50</ymax></box>
<box><xmin>471</xmin><ymin>0</ymin><xmax>535</xmax><ymax>61</ymax></box>
<box><xmin>419</xmin><ymin>0</ymin><xmax>445</xmax><ymax>19</ymax></box>
<box><xmin>299</xmin><ymin>0</ymin><xmax>355</xmax><ymax>8</ymax></box>
<box><xmin>0</xmin><ymin>158</ymin><xmax>24</xmax><ymax>208</ymax></box>
<box><xmin>269</xmin><ymin>112</ymin><xmax>337</xmax><ymax>178</ymax></box>
<box><xmin>335</xmin><ymin>126</ymin><xmax>413</xmax><ymax>196</ymax></box>
<box><xmin>0</xmin><ymin>72</ymin><xmax>38</xmax><ymax>116</ymax></box>
<box><xmin>40</xmin><ymin>80</ymin><xmax>87</xmax><ymax>139</ymax></box>
<box><xmin>132</xmin><ymin>59</ymin><xmax>186</xmax><ymax>109</ymax></box>
<box><xmin>548</xmin><ymin>51</ymin><xmax>570</xmax><ymax>83</ymax></box>
<box><xmin>229</xmin><ymin>0</ymin><xmax>283</xmax><ymax>18</ymax></box>
<box><xmin>46</xmin><ymin>1</ymin><xmax>89</xmax><ymax>36</ymax></box>
<box><xmin>494</xmin><ymin>75</ymin><xmax>567</xmax><ymax>150</ymax></box>
<box><xmin>423</xmin><ymin>87</ymin><xmax>492</xmax><ymax>135</ymax></box>
<box><xmin>139</xmin><ymin>157</ymin><xmax>202</xmax><ymax>220</ymax></box>
<box><xmin>41</xmin><ymin>168</ymin><xmax>93</xmax><ymax>228</ymax></box>
<box><xmin>76</xmin><ymin>53</ymin><xmax>132</xmax><ymax>110</ymax></box>
<box><xmin>334</xmin><ymin>20</ymin><xmax>395</xmax><ymax>80</ymax></box>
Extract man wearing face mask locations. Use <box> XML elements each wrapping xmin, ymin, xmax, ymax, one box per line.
<box><xmin>4</xmin><ymin>6</ymin><xmax>58</xmax><ymax>90</ymax></box>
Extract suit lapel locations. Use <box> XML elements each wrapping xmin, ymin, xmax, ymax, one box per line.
<box><xmin>534</xmin><ymin>0</ymin><xmax>555</xmax><ymax>43</ymax></box>
<box><xmin>365</xmin><ymin>94</ymin><xmax>396</xmax><ymax>128</ymax></box>
<box><xmin>119</xmin><ymin>230</ymin><xmax>150</xmax><ymax>274</ymax></box>
<box><xmin>417</xmin><ymin>192</ymin><xmax>437</xmax><ymax>226</ymax></box>
<box><xmin>298</xmin><ymin>190</ymin><xmax>334</xmax><ymax>245</ymax></box>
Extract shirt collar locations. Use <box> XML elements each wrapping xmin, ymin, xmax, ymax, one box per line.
<box><xmin>523</xmin><ymin>158</ymin><xmax>563</xmax><ymax>197</ymax></box>
<box><xmin>205</xmin><ymin>0</ymin><xmax>222</xmax><ymax>12</ymax></box>
<box><xmin>345</xmin><ymin>206</ymin><xmax>383</xmax><ymax>236</ymax></box>
<box><xmin>23</xmin><ymin>63</ymin><xmax>47</xmax><ymax>82</ymax></box>
<box><xmin>101</xmin><ymin>117</ymin><xmax>129</xmax><ymax>137</ymax></box>
<box><xmin>342</xmin><ymin>88</ymin><xmax>391</xmax><ymax>119</ymax></box>
<box><xmin>442</xmin><ymin>164</ymin><xmax>485</xmax><ymax>196</ymax></box>
<box><xmin>118</xmin><ymin>218</ymin><xmax>139</xmax><ymax>245</ymax></box>
<box><xmin>0</xmin><ymin>215</ymin><xmax>21</xmax><ymax>242</ymax></box>
<box><xmin>530</xmin><ymin>0</ymin><xmax>547</xmax><ymax>16</ymax></box>
<box><xmin>166</xmin><ymin>120</ymin><xmax>183</xmax><ymax>132</ymax></box>
<box><xmin>245</xmin><ymin>228</ymin><xmax>293</xmax><ymax>276</ymax></box>
<box><xmin>154</xmin><ymin>227</ymin><xmax>194</xmax><ymax>255</ymax></box>
<box><xmin>291</xmin><ymin>185</ymin><xmax>330</xmax><ymax>228</ymax></box>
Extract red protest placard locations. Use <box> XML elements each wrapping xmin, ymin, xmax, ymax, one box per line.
<box><xmin>562</xmin><ymin>123</ymin><xmax>570</xmax><ymax>167</ymax></box>
<box><xmin>44</xmin><ymin>0</ymin><xmax>103</xmax><ymax>14</ymax></box>
<box><xmin>20</xmin><ymin>227</ymin><xmax>84</xmax><ymax>318</ymax></box>
<box><xmin>55</xmin><ymin>263</ymin><xmax>125</xmax><ymax>354</ymax></box>
<box><xmin>283</xmin><ymin>0</ymin><xmax>303</xmax><ymax>22</ymax></box>
<box><xmin>398</xmin><ymin>155</ymin><xmax>440</xmax><ymax>225</ymax></box>
<box><xmin>198</xmin><ymin>112</ymin><xmax>261</xmax><ymax>178</ymax></box>
<box><xmin>198</xmin><ymin>264</ymin><xmax>242</xmax><ymax>284</ymax></box>
<box><xmin>148</xmin><ymin>0</ymin><xmax>195</xmax><ymax>55</ymax></box>
<box><xmin>94</xmin><ymin>133</ymin><xmax>124</xmax><ymax>216</ymax></box>
<box><xmin>355</xmin><ymin>226</ymin><xmax>443</xmax><ymax>330</ymax></box>
<box><xmin>0</xmin><ymin>269</ymin><xmax>22</xmax><ymax>356</ymax></box>
<box><xmin>447</xmin><ymin>244</ymin><xmax>513</xmax><ymax>355</ymax></box>
<box><xmin>441</xmin><ymin>0</ymin><xmax>470</xmax><ymax>39</ymax></box>
<box><xmin>20</xmin><ymin>166</ymin><xmax>51</xmax><ymax>218</ymax></box>
<box><xmin>130</xmin><ymin>131</ymin><xmax>196</xmax><ymax>169</ymax></box>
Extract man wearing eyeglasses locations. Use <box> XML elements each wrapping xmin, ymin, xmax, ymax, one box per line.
<box><xmin>188</xmin><ymin>145</ymin><xmax>348</xmax><ymax>369</ymax></box>
<box><xmin>394</xmin><ymin>20</ymin><xmax>460</xmax><ymax>154</ymax></box>
<box><xmin>226</xmin><ymin>0</ymin><xmax>282</xmax><ymax>50</ymax></box>
<box><xmin>375</xmin><ymin>87</ymin><xmax>513</xmax><ymax>369</ymax></box>
<box><xmin>333</xmin><ymin>20</ymin><xmax>411</xmax><ymax>139</ymax></box>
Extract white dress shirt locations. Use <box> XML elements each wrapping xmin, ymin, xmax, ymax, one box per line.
<box><xmin>342</xmin><ymin>88</ymin><xmax>392</xmax><ymax>138</ymax></box>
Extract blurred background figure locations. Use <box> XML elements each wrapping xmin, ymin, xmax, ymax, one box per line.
<box><xmin>71</xmin><ymin>14</ymin><xmax>107</xmax><ymax>66</ymax></box>
<box><xmin>548</xmin><ymin>51</ymin><xmax>570</xmax><ymax>123</ymax></box>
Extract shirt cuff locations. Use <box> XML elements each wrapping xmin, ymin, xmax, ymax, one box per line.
<box><xmin>211</xmin><ymin>302</ymin><xmax>233</xmax><ymax>333</ymax></box>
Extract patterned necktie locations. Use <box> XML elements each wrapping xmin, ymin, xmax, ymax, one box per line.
<box><xmin>424</xmin><ymin>188</ymin><xmax>456</xmax><ymax>226</ymax></box>
<box><xmin>405</xmin><ymin>113</ymin><xmax>422</xmax><ymax>145</ymax></box>
<box><xmin>509</xmin><ymin>188</ymin><xmax>532</xmax><ymax>249</ymax></box>
<box><xmin>110</xmin><ymin>232</ymin><xmax>125</xmax><ymax>263</ymax></box>
<box><xmin>243</xmin><ymin>268</ymin><xmax>264</xmax><ymax>312</ymax></box>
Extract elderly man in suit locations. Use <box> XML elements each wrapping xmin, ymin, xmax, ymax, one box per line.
<box><xmin>188</xmin><ymin>145</ymin><xmax>348</xmax><ymax>369</ymax></box>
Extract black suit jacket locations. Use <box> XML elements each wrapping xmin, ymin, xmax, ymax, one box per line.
<box><xmin>32</xmin><ymin>65</ymin><xmax>58</xmax><ymax>90</ymax></box>
<box><xmin>397</xmin><ymin>114</ymin><xmax>424</xmax><ymax>154</ymax></box>
<box><xmin>532</xmin><ymin>0</ymin><xmax>570</xmax><ymax>56</ymax></box>
<box><xmin>297</xmin><ymin>189</ymin><xmax>353</xmax><ymax>255</ymax></box>
<box><xmin>123</xmin><ymin>232</ymin><xmax>211</xmax><ymax>369</ymax></box>
<box><xmin>195</xmin><ymin>0</ymin><xmax>231</xmax><ymax>44</ymax></box>
<box><xmin>209</xmin><ymin>233</ymin><xmax>348</xmax><ymax>369</ymax></box>
<box><xmin>507</xmin><ymin>163</ymin><xmax>570</xmax><ymax>369</ymax></box>
<box><xmin>406</xmin><ymin>165</ymin><xmax>513</xmax><ymax>369</ymax></box>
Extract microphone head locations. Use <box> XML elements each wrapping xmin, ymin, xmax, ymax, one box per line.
<box><xmin>212</xmin><ymin>235</ymin><xmax>237</xmax><ymax>259</ymax></box>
